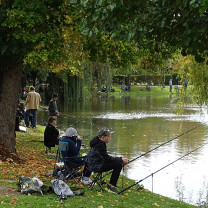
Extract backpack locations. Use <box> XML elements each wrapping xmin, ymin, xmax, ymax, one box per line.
<box><xmin>19</xmin><ymin>175</ymin><xmax>43</xmax><ymax>195</ymax></box>
<box><xmin>51</xmin><ymin>179</ymin><xmax>74</xmax><ymax>199</ymax></box>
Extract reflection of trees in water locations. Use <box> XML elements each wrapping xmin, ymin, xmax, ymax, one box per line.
<box><xmin>175</xmin><ymin>176</ymin><xmax>185</xmax><ymax>201</ymax></box>
<box><xmin>175</xmin><ymin>176</ymin><xmax>208</xmax><ymax>207</ymax></box>
<box><xmin>196</xmin><ymin>178</ymin><xmax>208</xmax><ymax>208</ymax></box>
<box><xmin>175</xmin><ymin>122</ymin><xmax>207</xmax><ymax>155</ymax></box>
<box><xmin>121</xmin><ymin>96</ymin><xmax>131</xmax><ymax>110</ymax></box>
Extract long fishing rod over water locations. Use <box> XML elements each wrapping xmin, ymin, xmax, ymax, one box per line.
<box><xmin>118</xmin><ymin>142</ymin><xmax>208</xmax><ymax>194</ymax></box>
<box><xmin>128</xmin><ymin>123</ymin><xmax>204</xmax><ymax>164</ymax></box>
<box><xmin>96</xmin><ymin>123</ymin><xmax>205</xmax><ymax>182</ymax></box>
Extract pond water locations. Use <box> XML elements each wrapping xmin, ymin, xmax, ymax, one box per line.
<box><xmin>38</xmin><ymin>95</ymin><xmax>208</xmax><ymax>206</ymax></box>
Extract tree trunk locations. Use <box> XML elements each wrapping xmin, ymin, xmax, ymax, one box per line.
<box><xmin>0</xmin><ymin>65</ymin><xmax>22</xmax><ymax>152</ymax></box>
<box><xmin>105</xmin><ymin>64</ymin><xmax>111</xmax><ymax>93</ymax></box>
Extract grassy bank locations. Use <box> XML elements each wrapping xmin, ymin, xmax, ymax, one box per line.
<box><xmin>100</xmin><ymin>85</ymin><xmax>181</xmax><ymax>98</ymax></box>
<box><xmin>0</xmin><ymin>126</ymin><xmax>197</xmax><ymax>208</ymax></box>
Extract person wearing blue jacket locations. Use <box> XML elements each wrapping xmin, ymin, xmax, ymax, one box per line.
<box><xmin>61</xmin><ymin>127</ymin><xmax>85</xmax><ymax>165</ymax></box>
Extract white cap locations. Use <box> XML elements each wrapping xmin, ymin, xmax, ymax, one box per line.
<box><xmin>65</xmin><ymin>127</ymin><xmax>78</xmax><ymax>137</ymax></box>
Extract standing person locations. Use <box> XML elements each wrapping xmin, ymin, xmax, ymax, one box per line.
<box><xmin>44</xmin><ymin>117</ymin><xmax>59</xmax><ymax>153</ymax></box>
<box><xmin>82</xmin><ymin>127</ymin><xmax>129</xmax><ymax>193</ymax></box>
<box><xmin>184</xmin><ymin>80</ymin><xmax>188</xmax><ymax>90</ymax></box>
<box><xmin>169</xmin><ymin>79</ymin><xmax>172</xmax><ymax>92</ymax></box>
<box><xmin>24</xmin><ymin>86</ymin><xmax>42</xmax><ymax>128</ymax></box>
<box><xmin>48</xmin><ymin>93</ymin><xmax>59</xmax><ymax>116</ymax></box>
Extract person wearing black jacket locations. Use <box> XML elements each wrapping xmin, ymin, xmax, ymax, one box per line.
<box><xmin>82</xmin><ymin>127</ymin><xmax>129</xmax><ymax>193</ymax></box>
<box><xmin>48</xmin><ymin>93</ymin><xmax>59</xmax><ymax>116</ymax></box>
<box><xmin>44</xmin><ymin>117</ymin><xmax>59</xmax><ymax>152</ymax></box>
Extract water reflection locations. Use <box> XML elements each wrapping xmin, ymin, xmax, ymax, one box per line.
<box><xmin>38</xmin><ymin>96</ymin><xmax>208</xmax><ymax>206</ymax></box>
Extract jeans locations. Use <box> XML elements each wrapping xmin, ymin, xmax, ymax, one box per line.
<box><xmin>25</xmin><ymin>109</ymin><xmax>37</xmax><ymax>128</ymax></box>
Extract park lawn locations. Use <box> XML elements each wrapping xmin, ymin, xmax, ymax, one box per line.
<box><xmin>106</xmin><ymin>85</ymin><xmax>183</xmax><ymax>98</ymax></box>
<box><xmin>0</xmin><ymin>126</ymin><xmax>197</xmax><ymax>208</ymax></box>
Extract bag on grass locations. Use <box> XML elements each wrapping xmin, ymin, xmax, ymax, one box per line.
<box><xmin>19</xmin><ymin>175</ymin><xmax>43</xmax><ymax>195</ymax></box>
<box><xmin>51</xmin><ymin>179</ymin><xmax>74</xmax><ymax>198</ymax></box>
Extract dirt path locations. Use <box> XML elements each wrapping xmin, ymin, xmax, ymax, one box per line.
<box><xmin>0</xmin><ymin>186</ymin><xmax>20</xmax><ymax>196</ymax></box>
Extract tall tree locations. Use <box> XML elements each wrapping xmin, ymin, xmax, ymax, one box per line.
<box><xmin>0</xmin><ymin>0</ymin><xmax>80</xmax><ymax>152</ymax></box>
<box><xmin>78</xmin><ymin>0</ymin><xmax>208</xmax><ymax>61</ymax></box>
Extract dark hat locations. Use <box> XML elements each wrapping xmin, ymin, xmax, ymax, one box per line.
<box><xmin>98</xmin><ymin>127</ymin><xmax>111</xmax><ymax>137</ymax></box>
<box><xmin>52</xmin><ymin>93</ymin><xmax>59</xmax><ymax>98</ymax></box>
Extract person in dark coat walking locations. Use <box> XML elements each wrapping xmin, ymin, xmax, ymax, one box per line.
<box><xmin>82</xmin><ymin>127</ymin><xmax>129</xmax><ymax>193</ymax></box>
<box><xmin>44</xmin><ymin>117</ymin><xmax>59</xmax><ymax>152</ymax></box>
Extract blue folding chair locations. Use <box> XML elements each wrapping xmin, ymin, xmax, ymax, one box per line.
<box><xmin>54</xmin><ymin>140</ymin><xmax>86</xmax><ymax>183</ymax></box>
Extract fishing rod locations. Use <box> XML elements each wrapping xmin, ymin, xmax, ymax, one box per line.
<box><xmin>103</xmin><ymin>123</ymin><xmax>204</xmax><ymax>180</ymax></box>
<box><xmin>118</xmin><ymin>142</ymin><xmax>208</xmax><ymax>194</ymax></box>
<box><xmin>128</xmin><ymin>123</ymin><xmax>204</xmax><ymax>164</ymax></box>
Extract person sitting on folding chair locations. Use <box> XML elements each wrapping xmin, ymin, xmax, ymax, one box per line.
<box><xmin>82</xmin><ymin>127</ymin><xmax>129</xmax><ymax>193</ymax></box>
<box><xmin>56</xmin><ymin>127</ymin><xmax>88</xmax><ymax>182</ymax></box>
<box><xmin>61</xmin><ymin>127</ymin><xmax>85</xmax><ymax>165</ymax></box>
<box><xmin>44</xmin><ymin>117</ymin><xmax>59</xmax><ymax>153</ymax></box>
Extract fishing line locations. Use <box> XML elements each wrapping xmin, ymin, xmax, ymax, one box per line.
<box><xmin>128</xmin><ymin>123</ymin><xmax>204</xmax><ymax>164</ymax></box>
<box><xmin>103</xmin><ymin>123</ymin><xmax>205</xmax><ymax>180</ymax></box>
<box><xmin>118</xmin><ymin>142</ymin><xmax>208</xmax><ymax>194</ymax></box>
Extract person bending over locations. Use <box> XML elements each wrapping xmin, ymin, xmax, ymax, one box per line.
<box><xmin>44</xmin><ymin>117</ymin><xmax>59</xmax><ymax>152</ymax></box>
<box><xmin>82</xmin><ymin>127</ymin><xmax>129</xmax><ymax>193</ymax></box>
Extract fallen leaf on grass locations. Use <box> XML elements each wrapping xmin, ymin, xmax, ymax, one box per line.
<box><xmin>9</xmin><ymin>200</ymin><xmax>17</xmax><ymax>205</ymax></box>
<box><xmin>153</xmin><ymin>202</ymin><xmax>160</xmax><ymax>207</ymax></box>
<box><xmin>161</xmin><ymin>198</ymin><xmax>165</xmax><ymax>202</ymax></box>
<box><xmin>98</xmin><ymin>206</ymin><xmax>103</xmax><ymax>208</ymax></box>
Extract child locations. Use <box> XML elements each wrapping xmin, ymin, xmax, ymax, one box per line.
<box><xmin>44</xmin><ymin>117</ymin><xmax>59</xmax><ymax>153</ymax></box>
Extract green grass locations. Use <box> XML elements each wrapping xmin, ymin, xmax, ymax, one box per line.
<box><xmin>100</xmin><ymin>85</ymin><xmax>181</xmax><ymax>98</ymax></box>
<box><xmin>0</xmin><ymin>126</ymin><xmax>197</xmax><ymax>208</ymax></box>
<box><xmin>0</xmin><ymin>187</ymin><xmax>197</xmax><ymax>208</ymax></box>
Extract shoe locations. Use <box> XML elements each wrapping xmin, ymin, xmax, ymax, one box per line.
<box><xmin>81</xmin><ymin>178</ymin><xmax>92</xmax><ymax>186</ymax></box>
<box><xmin>106</xmin><ymin>185</ymin><xmax>121</xmax><ymax>194</ymax></box>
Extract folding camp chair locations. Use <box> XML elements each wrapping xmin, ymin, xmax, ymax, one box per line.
<box><xmin>54</xmin><ymin>140</ymin><xmax>86</xmax><ymax>183</ymax></box>
<box><xmin>88</xmin><ymin>171</ymin><xmax>108</xmax><ymax>191</ymax></box>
